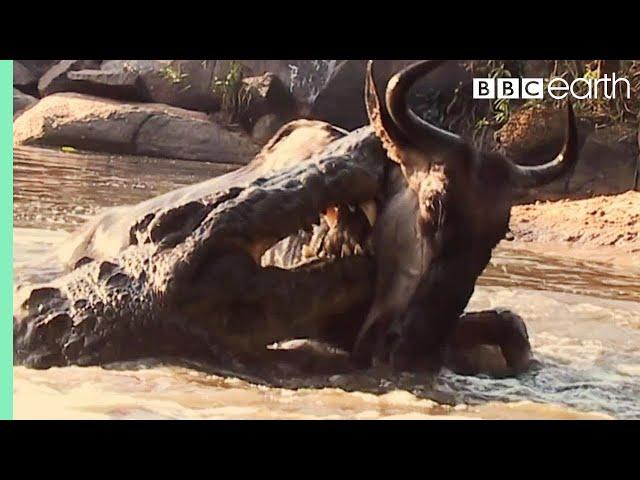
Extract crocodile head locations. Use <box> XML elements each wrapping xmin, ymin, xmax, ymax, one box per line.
<box><xmin>13</xmin><ymin>120</ymin><xmax>389</xmax><ymax>369</ymax></box>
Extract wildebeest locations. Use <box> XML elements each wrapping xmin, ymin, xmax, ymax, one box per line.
<box><xmin>353</xmin><ymin>60</ymin><xmax>578</xmax><ymax>372</ymax></box>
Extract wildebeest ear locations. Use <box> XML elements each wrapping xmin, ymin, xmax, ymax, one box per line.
<box><xmin>365</xmin><ymin>60</ymin><xmax>407</xmax><ymax>165</ymax></box>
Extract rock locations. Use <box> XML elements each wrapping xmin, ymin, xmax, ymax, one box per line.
<box><xmin>34</xmin><ymin>60</ymin><xmax>149</xmax><ymax>102</ymax></box>
<box><xmin>13</xmin><ymin>93</ymin><xmax>260</xmax><ymax>164</ymax></box>
<box><xmin>134</xmin><ymin>111</ymin><xmax>259</xmax><ymax>163</ymax></box>
<box><xmin>564</xmin><ymin>126</ymin><xmax>640</xmax><ymax>198</ymax></box>
<box><xmin>251</xmin><ymin>114</ymin><xmax>286</xmax><ymax>145</ymax></box>
<box><xmin>216</xmin><ymin>60</ymin><xmax>307</xmax><ymax>101</ymax></box>
<box><xmin>101</xmin><ymin>60</ymin><xmax>220</xmax><ymax>112</ymax></box>
<box><xmin>66</xmin><ymin>69</ymin><xmax>143</xmax><ymax>101</ymax></box>
<box><xmin>309</xmin><ymin>60</ymin><xmax>473</xmax><ymax>130</ymax></box>
<box><xmin>18</xmin><ymin>60</ymin><xmax>61</xmax><ymax>79</ymax></box>
<box><xmin>38</xmin><ymin>60</ymin><xmax>102</xmax><ymax>97</ymax></box>
<box><xmin>237</xmin><ymin>73</ymin><xmax>296</xmax><ymax>130</ymax></box>
<box><xmin>310</xmin><ymin>60</ymin><xmax>369</xmax><ymax>130</ymax></box>
<box><xmin>13</xmin><ymin>88</ymin><xmax>38</xmax><ymax>117</ymax></box>
<box><xmin>13</xmin><ymin>62</ymin><xmax>37</xmax><ymax>96</ymax></box>
<box><xmin>137</xmin><ymin>60</ymin><xmax>220</xmax><ymax>111</ymax></box>
<box><xmin>101</xmin><ymin>60</ymin><xmax>157</xmax><ymax>73</ymax></box>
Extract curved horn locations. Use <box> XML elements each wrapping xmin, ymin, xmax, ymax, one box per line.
<box><xmin>364</xmin><ymin>60</ymin><xmax>409</xmax><ymax>164</ymax></box>
<box><xmin>508</xmin><ymin>101</ymin><xmax>578</xmax><ymax>189</ymax></box>
<box><xmin>385</xmin><ymin>60</ymin><xmax>466</xmax><ymax>152</ymax></box>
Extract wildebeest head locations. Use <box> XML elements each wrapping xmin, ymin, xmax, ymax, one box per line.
<box><xmin>366</xmin><ymin>59</ymin><xmax>578</xmax><ymax>192</ymax></box>
<box><xmin>354</xmin><ymin>60</ymin><xmax>578</xmax><ymax>371</ymax></box>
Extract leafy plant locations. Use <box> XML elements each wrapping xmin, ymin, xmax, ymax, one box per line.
<box><xmin>546</xmin><ymin>60</ymin><xmax>640</xmax><ymax>127</ymax></box>
<box><xmin>465</xmin><ymin>60</ymin><xmax>640</xmax><ymax>147</ymax></box>
<box><xmin>160</xmin><ymin>64</ymin><xmax>189</xmax><ymax>85</ymax></box>
<box><xmin>211</xmin><ymin>61</ymin><xmax>253</xmax><ymax>123</ymax></box>
<box><xmin>159</xmin><ymin>63</ymin><xmax>192</xmax><ymax>94</ymax></box>
<box><xmin>470</xmin><ymin>61</ymin><xmax>518</xmax><ymax>144</ymax></box>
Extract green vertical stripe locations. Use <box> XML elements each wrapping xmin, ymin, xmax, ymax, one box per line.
<box><xmin>0</xmin><ymin>60</ymin><xmax>13</xmax><ymax>420</ymax></box>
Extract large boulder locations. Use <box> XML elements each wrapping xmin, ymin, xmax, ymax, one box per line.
<box><xmin>17</xmin><ymin>60</ymin><xmax>60</xmax><ymax>79</ymax></box>
<box><xmin>101</xmin><ymin>60</ymin><xmax>220</xmax><ymax>111</ymax></box>
<box><xmin>309</xmin><ymin>60</ymin><xmax>370</xmax><ymax>130</ymax></box>
<box><xmin>13</xmin><ymin>93</ymin><xmax>260</xmax><ymax>164</ymax></box>
<box><xmin>237</xmin><ymin>73</ymin><xmax>296</xmax><ymax>130</ymax></box>
<box><xmin>13</xmin><ymin>62</ymin><xmax>37</xmax><ymax>96</ymax></box>
<box><xmin>64</xmin><ymin>69</ymin><xmax>142</xmax><ymax>101</ymax></box>
<box><xmin>38</xmin><ymin>60</ymin><xmax>102</xmax><ymax>97</ymax></box>
<box><xmin>13</xmin><ymin>88</ymin><xmax>38</xmax><ymax>118</ymax></box>
<box><xmin>568</xmin><ymin>127</ymin><xmax>640</xmax><ymax>197</ymax></box>
<box><xmin>309</xmin><ymin>60</ymin><xmax>474</xmax><ymax>130</ymax></box>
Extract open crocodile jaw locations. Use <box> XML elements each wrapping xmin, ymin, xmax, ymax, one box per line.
<box><xmin>13</xmin><ymin>125</ymin><xmax>387</xmax><ymax>369</ymax></box>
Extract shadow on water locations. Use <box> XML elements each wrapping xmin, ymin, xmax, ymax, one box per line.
<box><xmin>12</xmin><ymin>147</ymin><xmax>640</xmax><ymax>419</ymax></box>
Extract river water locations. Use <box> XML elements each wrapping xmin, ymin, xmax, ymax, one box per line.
<box><xmin>12</xmin><ymin>147</ymin><xmax>640</xmax><ymax>420</ymax></box>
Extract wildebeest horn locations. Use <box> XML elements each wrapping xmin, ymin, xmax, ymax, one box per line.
<box><xmin>385</xmin><ymin>60</ymin><xmax>466</xmax><ymax>152</ymax></box>
<box><xmin>365</xmin><ymin>60</ymin><xmax>407</xmax><ymax>164</ymax></box>
<box><xmin>507</xmin><ymin>101</ymin><xmax>578</xmax><ymax>189</ymax></box>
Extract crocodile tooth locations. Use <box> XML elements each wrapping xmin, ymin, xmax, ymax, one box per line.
<box><xmin>302</xmin><ymin>244</ymin><xmax>314</xmax><ymax>258</ymax></box>
<box><xmin>359</xmin><ymin>200</ymin><xmax>377</xmax><ymax>227</ymax></box>
<box><xmin>323</xmin><ymin>205</ymin><xmax>340</xmax><ymax>229</ymax></box>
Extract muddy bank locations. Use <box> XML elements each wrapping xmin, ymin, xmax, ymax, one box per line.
<box><xmin>507</xmin><ymin>191</ymin><xmax>640</xmax><ymax>269</ymax></box>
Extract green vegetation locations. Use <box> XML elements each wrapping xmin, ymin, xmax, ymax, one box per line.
<box><xmin>472</xmin><ymin>61</ymin><xmax>520</xmax><ymax>144</ymax></box>
<box><xmin>211</xmin><ymin>61</ymin><xmax>253</xmax><ymax>123</ymax></box>
<box><xmin>544</xmin><ymin>60</ymin><xmax>640</xmax><ymax>127</ymax></box>
<box><xmin>160</xmin><ymin>63</ymin><xmax>189</xmax><ymax>85</ymax></box>
<box><xmin>160</xmin><ymin>63</ymin><xmax>192</xmax><ymax>94</ymax></box>
<box><xmin>441</xmin><ymin>60</ymin><xmax>640</xmax><ymax>146</ymax></box>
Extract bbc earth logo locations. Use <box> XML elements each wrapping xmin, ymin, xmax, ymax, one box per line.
<box><xmin>473</xmin><ymin>74</ymin><xmax>632</xmax><ymax>100</ymax></box>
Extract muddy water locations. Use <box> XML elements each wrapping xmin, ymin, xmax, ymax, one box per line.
<box><xmin>12</xmin><ymin>147</ymin><xmax>640</xmax><ymax>420</ymax></box>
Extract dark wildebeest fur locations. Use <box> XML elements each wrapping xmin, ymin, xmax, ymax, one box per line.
<box><xmin>353</xmin><ymin>60</ymin><xmax>578</xmax><ymax>373</ymax></box>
